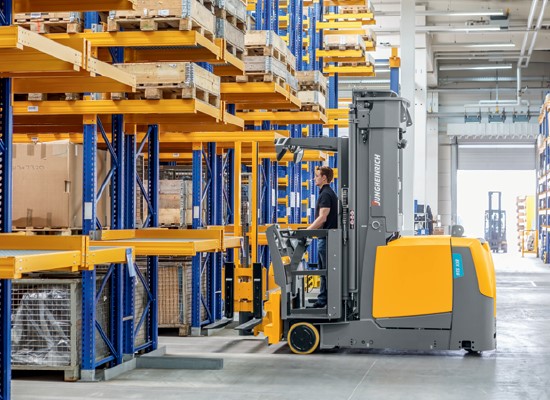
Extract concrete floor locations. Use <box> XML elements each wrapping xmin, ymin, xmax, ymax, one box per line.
<box><xmin>12</xmin><ymin>252</ymin><xmax>550</xmax><ymax>400</ymax></box>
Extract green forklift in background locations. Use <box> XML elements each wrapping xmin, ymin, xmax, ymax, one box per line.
<box><xmin>485</xmin><ymin>191</ymin><xmax>507</xmax><ymax>253</ymax></box>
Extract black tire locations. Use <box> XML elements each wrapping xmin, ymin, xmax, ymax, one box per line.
<box><xmin>288</xmin><ymin>322</ymin><xmax>320</xmax><ymax>355</ymax></box>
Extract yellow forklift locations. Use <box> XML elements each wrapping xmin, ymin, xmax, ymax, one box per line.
<box><xmin>255</xmin><ymin>91</ymin><xmax>497</xmax><ymax>354</ymax></box>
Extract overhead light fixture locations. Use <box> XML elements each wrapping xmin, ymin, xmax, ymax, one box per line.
<box><xmin>440</xmin><ymin>63</ymin><xmax>513</xmax><ymax>71</ymax></box>
<box><xmin>466</xmin><ymin>43</ymin><xmax>515</xmax><ymax>48</ymax></box>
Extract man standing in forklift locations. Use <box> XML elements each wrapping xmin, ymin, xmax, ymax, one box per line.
<box><xmin>307</xmin><ymin>166</ymin><xmax>338</xmax><ymax>308</ymax></box>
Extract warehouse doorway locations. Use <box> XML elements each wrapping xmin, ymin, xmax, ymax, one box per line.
<box><xmin>457</xmin><ymin>170</ymin><xmax>536</xmax><ymax>253</ymax></box>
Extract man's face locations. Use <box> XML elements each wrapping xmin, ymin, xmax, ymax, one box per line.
<box><xmin>314</xmin><ymin>170</ymin><xmax>327</xmax><ymax>188</ymax></box>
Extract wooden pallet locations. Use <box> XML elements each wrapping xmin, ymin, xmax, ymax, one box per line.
<box><xmin>244</xmin><ymin>46</ymin><xmax>287</xmax><ymax>63</ymax></box>
<box><xmin>158</xmin><ymin>326</ymin><xmax>191</xmax><ymax>337</ymax></box>
<box><xmin>235</xmin><ymin>73</ymin><xmax>287</xmax><ymax>87</ymax></box>
<box><xmin>323</xmin><ymin>43</ymin><xmax>364</xmax><ymax>51</ymax></box>
<box><xmin>298</xmin><ymin>84</ymin><xmax>327</xmax><ymax>97</ymax></box>
<box><xmin>114</xmin><ymin>62</ymin><xmax>221</xmax><ymax>106</ymax></box>
<box><xmin>14</xmin><ymin>20</ymin><xmax>82</xmax><ymax>33</ymax></box>
<box><xmin>215</xmin><ymin>9</ymin><xmax>246</xmax><ymax>31</ymax></box>
<box><xmin>216</xmin><ymin>18</ymin><xmax>245</xmax><ymax>54</ymax></box>
<box><xmin>301</xmin><ymin>103</ymin><xmax>326</xmax><ymax>115</ymax></box>
<box><xmin>107</xmin><ymin>16</ymin><xmax>215</xmax><ymax>40</ymax></box>
<box><xmin>22</xmin><ymin>93</ymin><xmax>81</xmax><ymax>101</ymax></box>
<box><xmin>339</xmin><ymin>5</ymin><xmax>373</xmax><ymax>14</ymax></box>
<box><xmin>12</xmin><ymin>227</ymin><xmax>82</xmax><ymax>236</ymax></box>
<box><xmin>124</xmin><ymin>86</ymin><xmax>220</xmax><ymax>106</ymax></box>
<box><xmin>13</xmin><ymin>12</ymin><xmax>81</xmax><ymax>23</ymax></box>
<box><xmin>224</xmin><ymin>39</ymin><xmax>245</xmax><ymax>59</ymax></box>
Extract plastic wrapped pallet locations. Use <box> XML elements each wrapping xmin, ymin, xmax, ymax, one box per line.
<box><xmin>216</xmin><ymin>18</ymin><xmax>245</xmax><ymax>52</ymax></box>
<box><xmin>323</xmin><ymin>34</ymin><xmax>366</xmax><ymax>50</ymax></box>
<box><xmin>115</xmin><ymin>62</ymin><xmax>220</xmax><ymax>105</ymax></box>
<box><xmin>214</xmin><ymin>0</ymin><xmax>247</xmax><ymax>25</ymax></box>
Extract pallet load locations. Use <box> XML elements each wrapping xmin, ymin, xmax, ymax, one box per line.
<box><xmin>296</xmin><ymin>70</ymin><xmax>327</xmax><ymax>114</ymax></box>
<box><xmin>11</xmin><ymin>141</ymin><xmax>111</xmax><ymax>230</ymax></box>
<box><xmin>237</xmin><ymin>30</ymin><xmax>298</xmax><ymax>92</ymax></box>
<box><xmin>113</xmin><ymin>62</ymin><xmax>221</xmax><ymax>106</ymax></box>
<box><xmin>158</xmin><ymin>257</ymin><xmax>208</xmax><ymax>336</ymax></box>
<box><xmin>214</xmin><ymin>0</ymin><xmax>247</xmax><ymax>59</ymax></box>
<box><xmin>107</xmin><ymin>0</ymin><xmax>215</xmax><ymax>39</ymax></box>
<box><xmin>158</xmin><ymin>179</ymin><xmax>194</xmax><ymax>227</ymax></box>
<box><xmin>13</xmin><ymin>12</ymin><xmax>83</xmax><ymax>33</ymax></box>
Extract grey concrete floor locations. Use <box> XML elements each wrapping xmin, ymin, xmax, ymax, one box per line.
<box><xmin>12</xmin><ymin>252</ymin><xmax>550</xmax><ymax>400</ymax></box>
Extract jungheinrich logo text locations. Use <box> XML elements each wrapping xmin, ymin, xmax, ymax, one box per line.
<box><xmin>372</xmin><ymin>154</ymin><xmax>381</xmax><ymax>207</ymax></box>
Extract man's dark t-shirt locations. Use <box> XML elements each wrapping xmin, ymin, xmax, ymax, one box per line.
<box><xmin>315</xmin><ymin>184</ymin><xmax>338</xmax><ymax>229</ymax></box>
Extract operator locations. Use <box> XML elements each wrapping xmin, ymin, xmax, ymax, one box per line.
<box><xmin>307</xmin><ymin>165</ymin><xmax>338</xmax><ymax>308</ymax></box>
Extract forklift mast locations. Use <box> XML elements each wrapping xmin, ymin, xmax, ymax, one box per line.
<box><xmin>269</xmin><ymin>90</ymin><xmax>412</xmax><ymax>320</ymax></box>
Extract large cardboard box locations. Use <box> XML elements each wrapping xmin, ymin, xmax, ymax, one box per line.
<box><xmin>12</xmin><ymin>141</ymin><xmax>110</xmax><ymax>229</ymax></box>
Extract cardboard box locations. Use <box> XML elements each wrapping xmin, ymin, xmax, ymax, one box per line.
<box><xmin>12</xmin><ymin>141</ymin><xmax>110</xmax><ymax>229</ymax></box>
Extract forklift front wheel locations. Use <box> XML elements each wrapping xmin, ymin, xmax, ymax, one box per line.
<box><xmin>288</xmin><ymin>322</ymin><xmax>320</xmax><ymax>355</ymax></box>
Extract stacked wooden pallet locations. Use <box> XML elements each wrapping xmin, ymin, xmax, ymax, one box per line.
<box><xmin>113</xmin><ymin>62</ymin><xmax>221</xmax><ymax>106</ymax></box>
<box><xmin>158</xmin><ymin>179</ymin><xmax>194</xmax><ymax>227</ymax></box>
<box><xmin>320</xmin><ymin>2</ymin><xmax>377</xmax><ymax>74</ymax></box>
<box><xmin>13</xmin><ymin>12</ymin><xmax>83</xmax><ymax>33</ymax></box>
<box><xmin>107</xmin><ymin>0</ymin><xmax>216</xmax><ymax>40</ymax></box>
<box><xmin>235</xmin><ymin>30</ymin><xmax>298</xmax><ymax>93</ymax></box>
<box><xmin>214</xmin><ymin>0</ymin><xmax>247</xmax><ymax>59</ymax></box>
<box><xmin>296</xmin><ymin>70</ymin><xmax>327</xmax><ymax>114</ymax></box>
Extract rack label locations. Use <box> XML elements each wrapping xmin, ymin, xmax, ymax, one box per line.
<box><xmin>27</xmin><ymin>106</ymin><xmax>39</xmax><ymax>113</ymax></box>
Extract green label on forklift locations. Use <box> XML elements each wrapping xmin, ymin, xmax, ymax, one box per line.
<box><xmin>452</xmin><ymin>253</ymin><xmax>464</xmax><ymax>278</ymax></box>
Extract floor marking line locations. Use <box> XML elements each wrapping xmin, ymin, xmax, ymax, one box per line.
<box><xmin>347</xmin><ymin>360</ymin><xmax>377</xmax><ymax>400</ymax></box>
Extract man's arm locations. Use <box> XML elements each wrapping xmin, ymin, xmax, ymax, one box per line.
<box><xmin>307</xmin><ymin>207</ymin><xmax>330</xmax><ymax>230</ymax></box>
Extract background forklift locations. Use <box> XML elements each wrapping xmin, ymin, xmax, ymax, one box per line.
<box><xmin>485</xmin><ymin>191</ymin><xmax>507</xmax><ymax>253</ymax></box>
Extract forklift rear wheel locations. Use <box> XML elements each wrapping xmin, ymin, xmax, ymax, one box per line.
<box><xmin>288</xmin><ymin>322</ymin><xmax>320</xmax><ymax>355</ymax></box>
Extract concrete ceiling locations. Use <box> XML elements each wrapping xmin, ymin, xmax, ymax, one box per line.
<box><xmin>340</xmin><ymin>0</ymin><xmax>550</xmax><ymax>124</ymax></box>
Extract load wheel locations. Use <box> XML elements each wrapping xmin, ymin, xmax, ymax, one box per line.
<box><xmin>288</xmin><ymin>322</ymin><xmax>320</xmax><ymax>355</ymax></box>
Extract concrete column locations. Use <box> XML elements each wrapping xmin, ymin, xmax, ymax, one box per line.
<box><xmin>413</xmin><ymin>46</ymin><xmax>428</xmax><ymax>209</ymax></box>
<box><xmin>400</xmin><ymin>0</ymin><xmax>415</xmax><ymax>234</ymax></box>
<box><xmin>426</xmin><ymin>93</ymin><xmax>439</xmax><ymax>218</ymax></box>
<box><xmin>438</xmin><ymin>141</ymin><xmax>452</xmax><ymax>228</ymax></box>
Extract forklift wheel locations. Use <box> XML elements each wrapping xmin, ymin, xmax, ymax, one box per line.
<box><xmin>288</xmin><ymin>322</ymin><xmax>320</xmax><ymax>355</ymax></box>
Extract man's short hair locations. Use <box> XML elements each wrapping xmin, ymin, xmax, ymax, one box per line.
<box><xmin>316</xmin><ymin>166</ymin><xmax>334</xmax><ymax>183</ymax></box>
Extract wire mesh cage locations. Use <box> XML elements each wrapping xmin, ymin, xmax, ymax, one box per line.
<box><xmin>158</xmin><ymin>256</ymin><xmax>208</xmax><ymax>335</ymax></box>
<box><xmin>11</xmin><ymin>273</ymin><xmax>114</xmax><ymax>381</ymax></box>
<box><xmin>11</xmin><ymin>278</ymin><xmax>81</xmax><ymax>381</ymax></box>
<box><xmin>134</xmin><ymin>261</ymin><xmax>149</xmax><ymax>348</ymax></box>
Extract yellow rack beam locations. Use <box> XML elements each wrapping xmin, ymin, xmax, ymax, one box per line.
<box><xmin>12</xmin><ymin>99</ymin><xmax>222</xmax><ymax>118</ymax></box>
<box><xmin>0</xmin><ymin>26</ymin><xmax>82</xmax><ymax>74</ymax></box>
<box><xmin>0</xmin><ymin>235</ymin><xmax>132</xmax><ymax>279</ymax></box>
<box><xmin>316</xmin><ymin>21</ymin><xmax>370</xmax><ymax>30</ymax></box>
<box><xmin>14</xmin><ymin>0</ymin><xmax>135</xmax><ymax>12</ymax></box>
<box><xmin>212</xmin><ymin>39</ymin><xmax>245</xmax><ymax>76</ymax></box>
<box><xmin>236</xmin><ymin>111</ymin><xmax>328</xmax><ymax>124</ymax></box>
<box><xmin>91</xmin><ymin>228</ymin><xmax>241</xmax><ymax>256</ymax></box>
<box><xmin>323</xmin><ymin>65</ymin><xmax>375</xmax><ymax>76</ymax></box>
<box><xmin>322</xmin><ymin>29</ymin><xmax>368</xmax><ymax>35</ymax></box>
<box><xmin>323</xmin><ymin>12</ymin><xmax>375</xmax><ymax>21</ymax></box>
<box><xmin>221</xmin><ymin>82</ymin><xmax>301</xmax><ymax>109</ymax></box>
<box><xmin>12</xmin><ymin>76</ymin><xmax>134</xmax><ymax>94</ymax></box>
<box><xmin>47</xmin><ymin>31</ymin><xmax>221</xmax><ymax>62</ymax></box>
